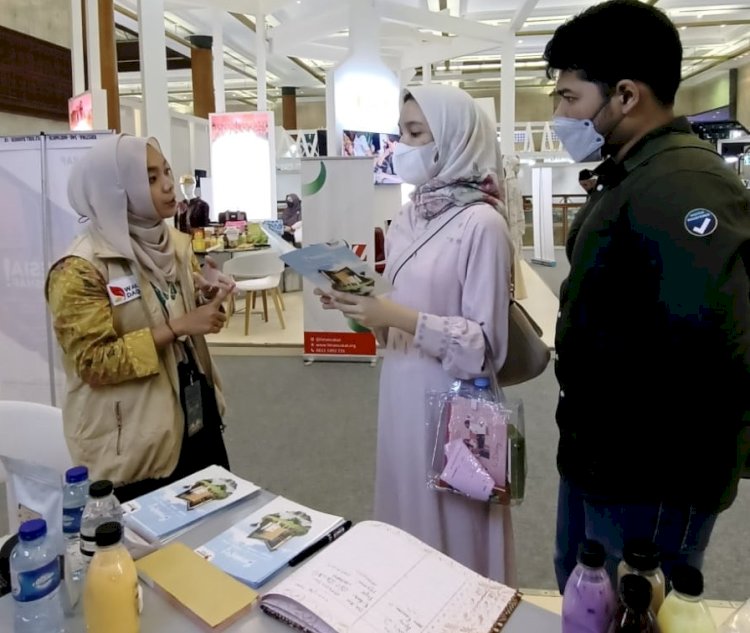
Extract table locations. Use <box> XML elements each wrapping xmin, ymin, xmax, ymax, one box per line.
<box><xmin>0</xmin><ymin>489</ymin><xmax>562</xmax><ymax>632</ymax></box>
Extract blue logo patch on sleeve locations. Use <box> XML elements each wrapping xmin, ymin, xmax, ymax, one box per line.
<box><xmin>684</xmin><ymin>208</ymin><xmax>718</xmax><ymax>237</ymax></box>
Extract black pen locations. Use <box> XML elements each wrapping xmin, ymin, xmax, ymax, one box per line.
<box><xmin>289</xmin><ymin>520</ymin><xmax>353</xmax><ymax>567</ymax></box>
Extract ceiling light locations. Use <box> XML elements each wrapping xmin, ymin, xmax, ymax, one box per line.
<box><xmin>680</xmin><ymin>26</ymin><xmax>687</xmax><ymax>30</ymax></box>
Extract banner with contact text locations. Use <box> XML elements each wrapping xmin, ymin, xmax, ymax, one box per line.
<box><xmin>300</xmin><ymin>157</ymin><xmax>376</xmax><ymax>361</ymax></box>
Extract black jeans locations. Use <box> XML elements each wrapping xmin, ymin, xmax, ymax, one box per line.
<box><xmin>114</xmin><ymin>360</ymin><xmax>230</xmax><ymax>503</ymax></box>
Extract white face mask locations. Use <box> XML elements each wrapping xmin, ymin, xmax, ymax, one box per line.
<box><xmin>552</xmin><ymin>117</ymin><xmax>605</xmax><ymax>163</ymax></box>
<box><xmin>393</xmin><ymin>141</ymin><xmax>437</xmax><ymax>186</ymax></box>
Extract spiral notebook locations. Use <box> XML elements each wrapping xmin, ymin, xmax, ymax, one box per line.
<box><xmin>260</xmin><ymin>521</ymin><xmax>520</xmax><ymax>633</ymax></box>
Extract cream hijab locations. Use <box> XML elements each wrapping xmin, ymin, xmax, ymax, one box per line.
<box><xmin>406</xmin><ymin>85</ymin><xmax>506</xmax><ymax>220</ymax></box>
<box><xmin>68</xmin><ymin>134</ymin><xmax>177</xmax><ymax>289</ymax></box>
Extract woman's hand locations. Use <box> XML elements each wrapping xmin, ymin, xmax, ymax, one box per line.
<box><xmin>193</xmin><ymin>256</ymin><xmax>235</xmax><ymax>302</ymax></box>
<box><xmin>314</xmin><ymin>289</ymin><xmax>418</xmax><ymax>334</ymax></box>
<box><xmin>172</xmin><ymin>287</ymin><xmax>231</xmax><ymax>336</ymax></box>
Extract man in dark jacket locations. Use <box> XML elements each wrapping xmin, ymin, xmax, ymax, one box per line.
<box><xmin>545</xmin><ymin>0</ymin><xmax>750</xmax><ymax>590</ymax></box>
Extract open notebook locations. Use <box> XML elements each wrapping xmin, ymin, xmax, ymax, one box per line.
<box><xmin>260</xmin><ymin>521</ymin><xmax>520</xmax><ymax>633</ymax></box>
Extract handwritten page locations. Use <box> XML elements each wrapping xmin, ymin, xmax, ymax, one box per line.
<box><xmin>261</xmin><ymin>521</ymin><xmax>519</xmax><ymax>633</ymax></box>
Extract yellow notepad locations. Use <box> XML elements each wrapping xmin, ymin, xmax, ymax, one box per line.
<box><xmin>136</xmin><ymin>542</ymin><xmax>258</xmax><ymax>631</ymax></box>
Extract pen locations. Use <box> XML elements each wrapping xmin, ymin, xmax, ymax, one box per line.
<box><xmin>288</xmin><ymin>520</ymin><xmax>353</xmax><ymax>567</ymax></box>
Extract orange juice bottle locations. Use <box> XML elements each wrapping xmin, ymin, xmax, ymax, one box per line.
<box><xmin>83</xmin><ymin>522</ymin><xmax>139</xmax><ymax>633</ymax></box>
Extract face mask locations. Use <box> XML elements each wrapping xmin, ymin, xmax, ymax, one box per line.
<box><xmin>553</xmin><ymin>117</ymin><xmax>605</xmax><ymax>163</ymax></box>
<box><xmin>393</xmin><ymin>141</ymin><xmax>437</xmax><ymax>186</ymax></box>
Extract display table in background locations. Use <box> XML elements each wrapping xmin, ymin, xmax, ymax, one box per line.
<box><xmin>0</xmin><ymin>489</ymin><xmax>561</xmax><ymax>632</ymax></box>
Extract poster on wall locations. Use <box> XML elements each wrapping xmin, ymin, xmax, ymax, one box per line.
<box><xmin>68</xmin><ymin>92</ymin><xmax>94</xmax><ymax>131</ymax></box>
<box><xmin>209</xmin><ymin>112</ymin><xmax>277</xmax><ymax>220</ymax></box>
<box><xmin>0</xmin><ymin>132</ymin><xmax>110</xmax><ymax>405</ymax></box>
<box><xmin>301</xmin><ymin>157</ymin><xmax>376</xmax><ymax>361</ymax></box>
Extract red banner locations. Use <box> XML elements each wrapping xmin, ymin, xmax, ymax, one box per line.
<box><xmin>304</xmin><ymin>331</ymin><xmax>376</xmax><ymax>357</ymax></box>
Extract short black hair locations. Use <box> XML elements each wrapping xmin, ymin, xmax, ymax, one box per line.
<box><xmin>544</xmin><ymin>0</ymin><xmax>682</xmax><ymax>105</ymax></box>
<box><xmin>579</xmin><ymin>169</ymin><xmax>594</xmax><ymax>180</ymax></box>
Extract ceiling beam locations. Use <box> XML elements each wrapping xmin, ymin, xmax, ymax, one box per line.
<box><xmin>379</xmin><ymin>2</ymin><xmax>506</xmax><ymax>42</ymax></box>
<box><xmin>510</xmin><ymin>0</ymin><xmax>539</xmax><ymax>32</ymax></box>
<box><xmin>268</xmin><ymin>5</ymin><xmax>349</xmax><ymax>54</ymax></box>
<box><xmin>401</xmin><ymin>35</ymin><xmax>503</xmax><ymax>69</ymax></box>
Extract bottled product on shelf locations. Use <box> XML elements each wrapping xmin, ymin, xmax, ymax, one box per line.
<box><xmin>617</xmin><ymin>539</ymin><xmax>666</xmax><ymax>615</ymax></box>
<box><xmin>80</xmin><ymin>480</ymin><xmax>123</xmax><ymax>564</ymax></box>
<box><xmin>10</xmin><ymin>519</ymin><xmax>65</xmax><ymax>633</ymax></box>
<box><xmin>563</xmin><ymin>539</ymin><xmax>617</xmax><ymax>633</ymax></box>
<box><xmin>657</xmin><ymin>565</ymin><xmax>716</xmax><ymax>633</ymax></box>
<box><xmin>84</xmin><ymin>522</ymin><xmax>139</xmax><ymax>633</ymax></box>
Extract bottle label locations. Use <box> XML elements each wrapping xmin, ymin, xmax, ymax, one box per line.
<box><xmin>11</xmin><ymin>559</ymin><xmax>61</xmax><ymax>602</ymax></box>
<box><xmin>63</xmin><ymin>506</ymin><xmax>84</xmax><ymax>534</ymax></box>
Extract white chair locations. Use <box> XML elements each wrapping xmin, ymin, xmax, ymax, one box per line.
<box><xmin>0</xmin><ymin>400</ymin><xmax>72</xmax><ymax>541</ymax></box>
<box><xmin>223</xmin><ymin>250</ymin><xmax>286</xmax><ymax>335</ymax></box>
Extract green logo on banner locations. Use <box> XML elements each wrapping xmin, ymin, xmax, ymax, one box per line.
<box><xmin>302</xmin><ymin>161</ymin><xmax>327</xmax><ymax>196</ymax></box>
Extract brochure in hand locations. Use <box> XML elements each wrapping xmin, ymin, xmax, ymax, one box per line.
<box><xmin>195</xmin><ymin>496</ymin><xmax>346</xmax><ymax>589</ymax></box>
<box><xmin>122</xmin><ymin>465</ymin><xmax>261</xmax><ymax>544</ymax></box>
<box><xmin>280</xmin><ymin>242</ymin><xmax>391</xmax><ymax>296</ymax></box>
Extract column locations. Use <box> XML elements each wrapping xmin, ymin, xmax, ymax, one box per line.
<box><xmin>423</xmin><ymin>62</ymin><xmax>432</xmax><ymax>85</ymax></box>
<box><xmin>212</xmin><ymin>11</ymin><xmax>226</xmax><ymax>113</ymax></box>
<box><xmin>500</xmin><ymin>38</ymin><xmax>516</xmax><ymax>156</ymax></box>
<box><xmin>138</xmin><ymin>0</ymin><xmax>171</xmax><ymax>158</ymax></box>
<box><xmin>188</xmin><ymin>35</ymin><xmax>215</xmax><ymax>119</ymax></box>
<box><xmin>98</xmin><ymin>0</ymin><xmax>121</xmax><ymax>132</ymax></box>
<box><xmin>256</xmin><ymin>13</ymin><xmax>268</xmax><ymax>111</ymax></box>
<box><xmin>71</xmin><ymin>0</ymin><xmax>86</xmax><ymax>96</ymax></box>
<box><xmin>84</xmin><ymin>0</ymin><xmax>101</xmax><ymax>92</ymax></box>
<box><xmin>282</xmin><ymin>87</ymin><xmax>297</xmax><ymax>129</ymax></box>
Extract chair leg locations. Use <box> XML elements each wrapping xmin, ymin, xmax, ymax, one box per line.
<box><xmin>276</xmin><ymin>287</ymin><xmax>286</xmax><ymax>311</ymax></box>
<box><xmin>225</xmin><ymin>293</ymin><xmax>234</xmax><ymax>328</ymax></box>
<box><xmin>252</xmin><ymin>292</ymin><xmax>257</xmax><ymax>310</ymax></box>
<box><xmin>244</xmin><ymin>293</ymin><xmax>250</xmax><ymax>336</ymax></box>
<box><xmin>272</xmin><ymin>288</ymin><xmax>286</xmax><ymax>329</ymax></box>
<box><xmin>262</xmin><ymin>290</ymin><xmax>269</xmax><ymax>322</ymax></box>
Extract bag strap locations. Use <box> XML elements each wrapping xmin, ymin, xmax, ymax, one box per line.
<box><xmin>389</xmin><ymin>205</ymin><xmax>476</xmax><ymax>285</ymax></box>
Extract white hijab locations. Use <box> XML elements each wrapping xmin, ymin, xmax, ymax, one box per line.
<box><xmin>68</xmin><ymin>134</ymin><xmax>177</xmax><ymax>289</ymax></box>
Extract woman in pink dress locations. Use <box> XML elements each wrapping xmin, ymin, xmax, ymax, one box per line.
<box><xmin>320</xmin><ymin>85</ymin><xmax>515</xmax><ymax>582</ymax></box>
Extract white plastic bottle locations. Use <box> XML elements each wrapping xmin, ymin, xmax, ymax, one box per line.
<box><xmin>80</xmin><ymin>480</ymin><xmax>123</xmax><ymax>565</ymax></box>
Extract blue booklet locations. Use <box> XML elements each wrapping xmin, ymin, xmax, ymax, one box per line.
<box><xmin>195</xmin><ymin>496</ymin><xmax>345</xmax><ymax>589</ymax></box>
<box><xmin>122</xmin><ymin>465</ymin><xmax>261</xmax><ymax>543</ymax></box>
<box><xmin>280</xmin><ymin>242</ymin><xmax>391</xmax><ymax>296</ymax></box>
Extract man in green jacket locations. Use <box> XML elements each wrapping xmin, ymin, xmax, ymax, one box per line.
<box><xmin>545</xmin><ymin>0</ymin><xmax>750</xmax><ymax>590</ymax></box>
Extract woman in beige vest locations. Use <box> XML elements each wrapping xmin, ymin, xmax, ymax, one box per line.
<box><xmin>46</xmin><ymin>134</ymin><xmax>234</xmax><ymax>502</ymax></box>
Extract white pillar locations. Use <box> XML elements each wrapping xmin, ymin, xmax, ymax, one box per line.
<box><xmin>256</xmin><ymin>13</ymin><xmax>268</xmax><ymax>111</ymax></box>
<box><xmin>71</xmin><ymin>0</ymin><xmax>86</xmax><ymax>95</ymax></box>
<box><xmin>212</xmin><ymin>10</ymin><xmax>226</xmax><ymax>113</ymax></box>
<box><xmin>532</xmin><ymin>166</ymin><xmax>556</xmax><ymax>266</ymax></box>
<box><xmin>423</xmin><ymin>62</ymin><xmax>432</xmax><ymax>84</ymax></box>
<box><xmin>138</xmin><ymin>0</ymin><xmax>172</xmax><ymax>159</ymax></box>
<box><xmin>84</xmin><ymin>0</ymin><xmax>101</xmax><ymax>92</ymax></box>
<box><xmin>500</xmin><ymin>38</ymin><xmax>516</xmax><ymax>157</ymax></box>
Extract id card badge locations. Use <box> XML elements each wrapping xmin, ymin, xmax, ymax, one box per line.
<box><xmin>185</xmin><ymin>378</ymin><xmax>204</xmax><ymax>437</ymax></box>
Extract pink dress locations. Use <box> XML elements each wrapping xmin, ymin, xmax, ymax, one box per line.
<box><xmin>375</xmin><ymin>201</ymin><xmax>516</xmax><ymax>583</ymax></box>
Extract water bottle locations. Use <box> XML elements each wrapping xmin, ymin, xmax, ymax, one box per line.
<box><xmin>62</xmin><ymin>466</ymin><xmax>88</xmax><ymax>615</ymax></box>
<box><xmin>10</xmin><ymin>519</ymin><xmax>65</xmax><ymax>633</ymax></box>
<box><xmin>472</xmin><ymin>377</ymin><xmax>496</xmax><ymax>401</ymax></box>
<box><xmin>80</xmin><ymin>480</ymin><xmax>123</xmax><ymax>565</ymax></box>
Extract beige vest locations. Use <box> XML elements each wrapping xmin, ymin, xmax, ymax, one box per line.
<box><xmin>51</xmin><ymin>229</ymin><xmax>224</xmax><ymax>486</ymax></box>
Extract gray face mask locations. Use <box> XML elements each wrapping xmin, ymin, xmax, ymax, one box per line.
<box><xmin>553</xmin><ymin>96</ymin><xmax>620</xmax><ymax>163</ymax></box>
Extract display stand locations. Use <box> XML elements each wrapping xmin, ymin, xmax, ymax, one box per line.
<box><xmin>531</xmin><ymin>166</ymin><xmax>556</xmax><ymax>267</ymax></box>
<box><xmin>0</xmin><ymin>132</ymin><xmax>110</xmax><ymax>405</ymax></box>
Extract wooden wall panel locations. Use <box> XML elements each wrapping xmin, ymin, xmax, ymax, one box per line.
<box><xmin>0</xmin><ymin>25</ymin><xmax>72</xmax><ymax>121</ymax></box>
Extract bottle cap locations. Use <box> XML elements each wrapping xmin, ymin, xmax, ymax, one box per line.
<box><xmin>620</xmin><ymin>574</ymin><xmax>653</xmax><ymax>611</ymax></box>
<box><xmin>578</xmin><ymin>539</ymin><xmax>606</xmax><ymax>568</ymax></box>
<box><xmin>672</xmin><ymin>564</ymin><xmax>704</xmax><ymax>597</ymax></box>
<box><xmin>89</xmin><ymin>480</ymin><xmax>114</xmax><ymax>498</ymax></box>
<box><xmin>65</xmin><ymin>466</ymin><xmax>89</xmax><ymax>484</ymax></box>
<box><xmin>473</xmin><ymin>377</ymin><xmax>490</xmax><ymax>389</ymax></box>
<box><xmin>18</xmin><ymin>519</ymin><xmax>47</xmax><ymax>542</ymax></box>
<box><xmin>95</xmin><ymin>522</ymin><xmax>123</xmax><ymax>547</ymax></box>
<box><xmin>622</xmin><ymin>538</ymin><xmax>661</xmax><ymax>572</ymax></box>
